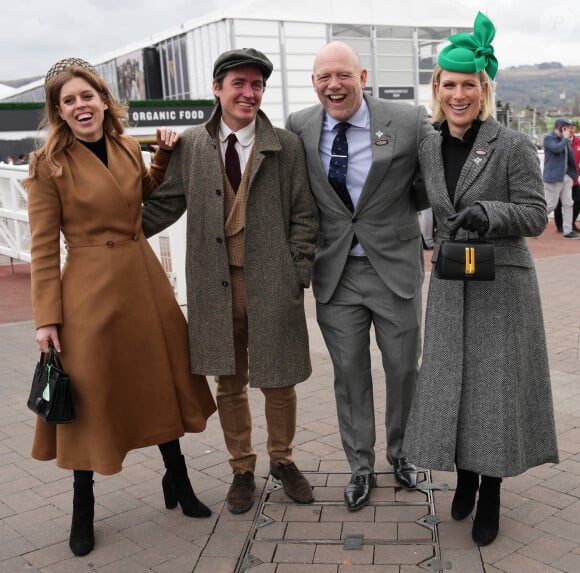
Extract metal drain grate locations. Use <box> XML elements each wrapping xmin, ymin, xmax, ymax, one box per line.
<box><xmin>234</xmin><ymin>469</ymin><xmax>447</xmax><ymax>571</ymax></box>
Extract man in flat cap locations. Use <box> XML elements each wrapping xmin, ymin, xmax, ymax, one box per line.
<box><xmin>142</xmin><ymin>48</ymin><xmax>318</xmax><ymax>513</ymax></box>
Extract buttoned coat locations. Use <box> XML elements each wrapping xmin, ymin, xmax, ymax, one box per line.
<box><xmin>403</xmin><ymin>118</ymin><xmax>559</xmax><ymax>477</ymax></box>
<box><xmin>142</xmin><ymin>107</ymin><xmax>318</xmax><ymax>388</ymax></box>
<box><xmin>27</xmin><ymin>135</ymin><xmax>216</xmax><ymax>475</ymax></box>
<box><xmin>542</xmin><ymin>130</ymin><xmax>578</xmax><ymax>183</ymax></box>
<box><xmin>286</xmin><ymin>95</ymin><xmax>433</xmax><ymax>303</ymax></box>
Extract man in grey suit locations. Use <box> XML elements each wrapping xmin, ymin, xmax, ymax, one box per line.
<box><xmin>286</xmin><ymin>41</ymin><xmax>433</xmax><ymax>510</ymax></box>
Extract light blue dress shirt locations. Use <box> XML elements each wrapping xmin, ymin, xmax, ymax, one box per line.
<box><xmin>319</xmin><ymin>99</ymin><xmax>372</xmax><ymax>256</ymax></box>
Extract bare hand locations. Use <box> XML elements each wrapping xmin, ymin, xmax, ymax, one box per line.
<box><xmin>36</xmin><ymin>325</ymin><xmax>61</xmax><ymax>353</ymax></box>
<box><xmin>156</xmin><ymin>127</ymin><xmax>180</xmax><ymax>152</ymax></box>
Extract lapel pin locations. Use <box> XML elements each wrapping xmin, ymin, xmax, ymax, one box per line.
<box><xmin>473</xmin><ymin>157</ymin><xmax>483</xmax><ymax>164</ymax></box>
<box><xmin>474</xmin><ymin>149</ymin><xmax>487</xmax><ymax>156</ymax></box>
<box><xmin>375</xmin><ymin>139</ymin><xmax>388</xmax><ymax>146</ymax></box>
<box><xmin>375</xmin><ymin>130</ymin><xmax>384</xmax><ymax>138</ymax></box>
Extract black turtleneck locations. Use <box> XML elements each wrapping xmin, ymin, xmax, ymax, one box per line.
<box><xmin>440</xmin><ymin>119</ymin><xmax>482</xmax><ymax>203</ymax></box>
<box><xmin>78</xmin><ymin>136</ymin><xmax>108</xmax><ymax>167</ymax></box>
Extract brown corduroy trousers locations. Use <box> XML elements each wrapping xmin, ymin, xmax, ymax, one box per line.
<box><xmin>215</xmin><ymin>267</ymin><xmax>297</xmax><ymax>474</ymax></box>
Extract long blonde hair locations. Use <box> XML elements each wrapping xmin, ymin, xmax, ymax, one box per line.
<box><xmin>27</xmin><ymin>66</ymin><xmax>128</xmax><ymax>179</ymax></box>
<box><xmin>430</xmin><ymin>64</ymin><xmax>495</xmax><ymax>124</ymax></box>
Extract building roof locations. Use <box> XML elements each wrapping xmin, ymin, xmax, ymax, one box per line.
<box><xmin>0</xmin><ymin>85</ymin><xmax>16</xmax><ymax>99</ymax></box>
<box><xmin>92</xmin><ymin>0</ymin><xmax>476</xmax><ymax>68</ymax></box>
<box><xmin>212</xmin><ymin>0</ymin><xmax>475</xmax><ymax>27</ymax></box>
<box><xmin>2</xmin><ymin>0</ymin><xmax>475</xmax><ymax>99</ymax></box>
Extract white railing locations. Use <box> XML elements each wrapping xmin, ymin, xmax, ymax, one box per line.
<box><xmin>0</xmin><ymin>164</ymin><xmax>35</xmax><ymax>262</ymax></box>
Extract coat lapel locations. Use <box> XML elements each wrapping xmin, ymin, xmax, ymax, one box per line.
<box><xmin>453</xmin><ymin>119</ymin><xmax>501</xmax><ymax>206</ymax></box>
<box><xmin>426</xmin><ymin>135</ymin><xmax>455</xmax><ymax>214</ymax></box>
<box><xmin>305</xmin><ymin>107</ymin><xmax>355</xmax><ymax>214</ymax></box>
<box><xmin>301</xmin><ymin>107</ymin><xmax>325</xmax><ymax>168</ymax></box>
<box><xmin>107</xmin><ymin>137</ymin><xmax>142</xmax><ymax>224</ymax></box>
<box><xmin>355</xmin><ymin>107</ymin><xmax>395</xmax><ymax>212</ymax></box>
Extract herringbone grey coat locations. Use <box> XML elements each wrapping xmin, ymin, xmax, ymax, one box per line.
<box><xmin>142</xmin><ymin>107</ymin><xmax>318</xmax><ymax>388</ymax></box>
<box><xmin>403</xmin><ymin>118</ymin><xmax>559</xmax><ymax>477</ymax></box>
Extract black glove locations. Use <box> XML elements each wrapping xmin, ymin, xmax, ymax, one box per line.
<box><xmin>447</xmin><ymin>205</ymin><xmax>489</xmax><ymax>239</ymax></box>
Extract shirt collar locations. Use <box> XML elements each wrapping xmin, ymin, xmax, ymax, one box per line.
<box><xmin>440</xmin><ymin>118</ymin><xmax>482</xmax><ymax>145</ymax></box>
<box><xmin>324</xmin><ymin>98</ymin><xmax>369</xmax><ymax>131</ymax></box>
<box><xmin>219</xmin><ymin>119</ymin><xmax>256</xmax><ymax>147</ymax></box>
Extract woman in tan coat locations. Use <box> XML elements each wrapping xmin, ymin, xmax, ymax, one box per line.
<box><xmin>25</xmin><ymin>58</ymin><xmax>216</xmax><ymax>557</ymax></box>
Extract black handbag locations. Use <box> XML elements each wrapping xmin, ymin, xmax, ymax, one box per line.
<box><xmin>435</xmin><ymin>240</ymin><xmax>495</xmax><ymax>281</ymax></box>
<box><xmin>27</xmin><ymin>344</ymin><xmax>75</xmax><ymax>424</ymax></box>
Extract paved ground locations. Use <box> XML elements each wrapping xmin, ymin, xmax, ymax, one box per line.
<box><xmin>1</xmin><ymin>222</ymin><xmax>579</xmax><ymax>572</ymax></box>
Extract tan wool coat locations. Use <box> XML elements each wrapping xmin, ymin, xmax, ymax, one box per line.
<box><xmin>27</xmin><ymin>135</ymin><xmax>216</xmax><ymax>475</ymax></box>
<box><xmin>142</xmin><ymin>108</ymin><xmax>319</xmax><ymax>387</ymax></box>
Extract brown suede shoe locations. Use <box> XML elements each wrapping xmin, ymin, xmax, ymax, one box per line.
<box><xmin>270</xmin><ymin>462</ymin><xmax>314</xmax><ymax>504</ymax></box>
<box><xmin>226</xmin><ymin>472</ymin><xmax>256</xmax><ymax>514</ymax></box>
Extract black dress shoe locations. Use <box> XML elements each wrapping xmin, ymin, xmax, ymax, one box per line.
<box><xmin>344</xmin><ymin>473</ymin><xmax>375</xmax><ymax>511</ymax></box>
<box><xmin>391</xmin><ymin>457</ymin><xmax>418</xmax><ymax>489</ymax></box>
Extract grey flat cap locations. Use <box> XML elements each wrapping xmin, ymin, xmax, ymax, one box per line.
<box><xmin>213</xmin><ymin>48</ymin><xmax>273</xmax><ymax>79</ymax></box>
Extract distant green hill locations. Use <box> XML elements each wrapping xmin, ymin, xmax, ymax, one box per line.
<box><xmin>496</xmin><ymin>63</ymin><xmax>580</xmax><ymax>115</ymax></box>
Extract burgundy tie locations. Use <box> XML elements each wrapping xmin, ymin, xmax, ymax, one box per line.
<box><xmin>225</xmin><ymin>133</ymin><xmax>241</xmax><ymax>192</ymax></box>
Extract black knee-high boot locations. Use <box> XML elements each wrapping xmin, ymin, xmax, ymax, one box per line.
<box><xmin>472</xmin><ymin>475</ymin><xmax>502</xmax><ymax>546</ymax></box>
<box><xmin>158</xmin><ymin>440</ymin><xmax>211</xmax><ymax>518</ymax></box>
<box><xmin>451</xmin><ymin>469</ymin><xmax>479</xmax><ymax>520</ymax></box>
<box><xmin>69</xmin><ymin>470</ymin><xmax>95</xmax><ymax>556</ymax></box>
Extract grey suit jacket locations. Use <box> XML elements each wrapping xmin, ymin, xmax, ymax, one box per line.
<box><xmin>286</xmin><ymin>95</ymin><xmax>433</xmax><ymax>303</ymax></box>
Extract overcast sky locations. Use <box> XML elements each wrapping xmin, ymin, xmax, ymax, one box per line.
<box><xmin>0</xmin><ymin>0</ymin><xmax>578</xmax><ymax>83</ymax></box>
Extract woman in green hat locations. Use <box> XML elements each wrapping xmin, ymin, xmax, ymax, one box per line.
<box><xmin>403</xmin><ymin>12</ymin><xmax>559</xmax><ymax>546</ymax></box>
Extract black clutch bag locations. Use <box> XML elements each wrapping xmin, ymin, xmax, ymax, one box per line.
<box><xmin>435</xmin><ymin>240</ymin><xmax>495</xmax><ymax>281</ymax></box>
<box><xmin>27</xmin><ymin>344</ymin><xmax>75</xmax><ymax>424</ymax></box>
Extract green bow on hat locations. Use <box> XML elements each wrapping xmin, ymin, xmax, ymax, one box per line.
<box><xmin>438</xmin><ymin>11</ymin><xmax>498</xmax><ymax>80</ymax></box>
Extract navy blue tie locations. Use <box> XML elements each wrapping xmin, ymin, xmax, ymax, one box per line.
<box><xmin>328</xmin><ymin>122</ymin><xmax>358</xmax><ymax>247</ymax></box>
<box><xmin>328</xmin><ymin>122</ymin><xmax>354</xmax><ymax>212</ymax></box>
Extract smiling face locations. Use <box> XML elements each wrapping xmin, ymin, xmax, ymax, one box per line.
<box><xmin>57</xmin><ymin>77</ymin><xmax>108</xmax><ymax>142</ymax></box>
<box><xmin>435</xmin><ymin>70</ymin><xmax>487</xmax><ymax>139</ymax></box>
<box><xmin>213</xmin><ymin>65</ymin><xmax>264</xmax><ymax>131</ymax></box>
<box><xmin>312</xmin><ymin>41</ymin><xmax>367</xmax><ymax>122</ymax></box>
<box><xmin>57</xmin><ymin>76</ymin><xmax>108</xmax><ymax>142</ymax></box>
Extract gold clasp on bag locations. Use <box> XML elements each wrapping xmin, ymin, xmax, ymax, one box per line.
<box><xmin>465</xmin><ymin>247</ymin><xmax>476</xmax><ymax>275</ymax></box>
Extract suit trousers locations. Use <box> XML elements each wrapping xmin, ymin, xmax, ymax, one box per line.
<box><xmin>553</xmin><ymin>184</ymin><xmax>580</xmax><ymax>230</ymax></box>
<box><xmin>544</xmin><ymin>176</ymin><xmax>574</xmax><ymax>234</ymax></box>
<box><xmin>215</xmin><ymin>266</ymin><xmax>297</xmax><ymax>474</ymax></box>
<box><xmin>316</xmin><ymin>256</ymin><xmax>421</xmax><ymax>475</ymax></box>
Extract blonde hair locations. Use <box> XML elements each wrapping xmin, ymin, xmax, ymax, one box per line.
<box><xmin>27</xmin><ymin>66</ymin><xmax>128</xmax><ymax>179</ymax></box>
<box><xmin>430</xmin><ymin>65</ymin><xmax>495</xmax><ymax>124</ymax></box>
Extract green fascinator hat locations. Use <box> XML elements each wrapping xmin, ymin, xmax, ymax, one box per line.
<box><xmin>438</xmin><ymin>11</ymin><xmax>498</xmax><ymax>80</ymax></box>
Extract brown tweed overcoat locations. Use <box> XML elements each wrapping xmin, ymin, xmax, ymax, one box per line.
<box><xmin>27</xmin><ymin>135</ymin><xmax>216</xmax><ymax>475</ymax></box>
<box><xmin>404</xmin><ymin>118</ymin><xmax>559</xmax><ymax>477</ymax></box>
<box><xmin>142</xmin><ymin>107</ymin><xmax>318</xmax><ymax>388</ymax></box>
